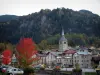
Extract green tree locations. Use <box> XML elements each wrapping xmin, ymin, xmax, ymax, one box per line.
<box><xmin>38</xmin><ymin>40</ymin><xmax>48</xmax><ymax>50</ymax></box>
<box><xmin>6</xmin><ymin>43</ymin><xmax>14</xmax><ymax>51</ymax></box>
<box><xmin>0</xmin><ymin>43</ymin><xmax>6</xmax><ymax>53</ymax></box>
<box><xmin>34</xmin><ymin>44</ymin><xmax>40</xmax><ymax>50</ymax></box>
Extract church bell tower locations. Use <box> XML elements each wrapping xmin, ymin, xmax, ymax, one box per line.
<box><xmin>59</xmin><ymin>28</ymin><xmax>68</xmax><ymax>51</ymax></box>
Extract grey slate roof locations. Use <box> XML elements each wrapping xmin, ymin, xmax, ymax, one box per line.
<box><xmin>59</xmin><ymin>35</ymin><xmax>67</xmax><ymax>42</ymax></box>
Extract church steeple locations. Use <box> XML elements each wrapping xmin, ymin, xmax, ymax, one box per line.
<box><xmin>62</xmin><ymin>27</ymin><xmax>64</xmax><ymax>36</ymax></box>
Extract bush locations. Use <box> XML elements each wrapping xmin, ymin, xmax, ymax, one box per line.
<box><xmin>72</xmin><ymin>63</ymin><xmax>82</xmax><ymax>72</ymax></box>
<box><xmin>40</xmin><ymin>67</ymin><xmax>45</xmax><ymax>70</ymax></box>
<box><xmin>0</xmin><ymin>71</ymin><xmax>7</xmax><ymax>75</ymax></box>
<box><xmin>72</xmin><ymin>68</ymin><xmax>82</xmax><ymax>75</ymax></box>
<box><xmin>23</xmin><ymin>67</ymin><xmax>34</xmax><ymax>75</ymax></box>
<box><xmin>85</xmin><ymin>72</ymin><xmax>96</xmax><ymax>75</ymax></box>
<box><xmin>51</xmin><ymin>68</ymin><xmax>61</xmax><ymax>75</ymax></box>
<box><xmin>61</xmin><ymin>71</ymin><xmax>72</xmax><ymax>75</ymax></box>
<box><xmin>72</xmin><ymin>69</ymin><xmax>82</xmax><ymax>72</ymax></box>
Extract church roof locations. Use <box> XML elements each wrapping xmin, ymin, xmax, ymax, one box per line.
<box><xmin>59</xmin><ymin>35</ymin><xmax>67</xmax><ymax>42</ymax></box>
<box><xmin>59</xmin><ymin>27</ymin><xmax>67</xmax><ymax>42</ymax></box>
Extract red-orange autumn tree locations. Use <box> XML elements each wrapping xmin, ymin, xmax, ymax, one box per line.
<box><xmin>2</xmin><ymin>49</ymin><xmax>12</xmax><ymax>65</ymax></box>
<box><xmin>16</xmin><ymin>38</ymin><xmax>39</xmax><ymax>68</ymax></box>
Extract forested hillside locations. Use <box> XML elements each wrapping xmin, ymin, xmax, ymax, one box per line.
<box><xmin>0</xmin><ymin>8</ymin><xmax>100</xmax><ymax>46</ymax></box>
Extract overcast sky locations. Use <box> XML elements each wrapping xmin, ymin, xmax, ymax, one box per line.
<box><xmin>0</xmin><ymin>0</ymin><xmax>100</xmax><ymax>16</ymax></box>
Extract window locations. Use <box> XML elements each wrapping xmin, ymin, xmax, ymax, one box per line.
<box><xmin>75</xmin><ymin>60</ymin><xmax>76</xmax><ymax>62</ymax></box>
<box><xmin>13</xmin><ymin>69</ymin><xmax>16</xmax><ymax>71</ymax></box>
<box><xmin>87</xmin><ymin>64</ymin><xmax>88</xmax><ymax>66</ymax></box>
<box><xmin>64</xmin><ymin>42</ymin><xmax>66</xmax><ymax>44</ymax></box>
<box><xmin>70</xmin><ymin>60</ymin><xmax>71</xmax><ymax>62</ymax></box>
<box><xmin>18</xmin><ymin>69</ymin><xmax>21</xmax><ymax>71</ymax></box>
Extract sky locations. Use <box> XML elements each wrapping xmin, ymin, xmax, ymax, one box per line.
<box><xmin>0</xmin><ymin>0</ymin><xmax>100</xmax><ymax>16</ymax></box>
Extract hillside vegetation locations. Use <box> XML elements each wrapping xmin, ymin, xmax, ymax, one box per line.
<box><xmin>0</xmin><ymin>8</ymin><xmax>100</xmax><ymax>47</ymax></box>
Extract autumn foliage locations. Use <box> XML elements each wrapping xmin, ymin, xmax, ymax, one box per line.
<box><xmin>2</xmin><ymin>49</ymin><xmax>12</xmax><ymax>65</ymax></box>
<box><xmin>16</xmin><ymin>38</ymin><xmax>39</xmax><ymax>67</ymax></box>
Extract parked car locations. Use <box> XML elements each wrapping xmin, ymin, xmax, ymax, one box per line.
<box><xmin>0</xmin><ymin>65</ymin><xmax>9</xmax><ymax>73</ymax></box>
<box><xmin>6</xmin><ymin>68</ymin><xmax>24</xmax><ymax>75</ymax></box>
<box><xmin>33</xmin><ymin>64</ymin><xmax>41</xmax><ymax>70</ymax></box>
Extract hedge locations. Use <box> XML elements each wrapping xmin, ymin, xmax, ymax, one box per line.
<box><xmin>85</xmin><ymin>72</ymin><xmax>96</xmax><ymax>75</ymax></box>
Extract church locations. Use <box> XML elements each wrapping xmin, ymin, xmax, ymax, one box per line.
<box><xmin>37</xmin><ymin>28</ymin><xmax>92</xmax><ymax>68</ymax></box>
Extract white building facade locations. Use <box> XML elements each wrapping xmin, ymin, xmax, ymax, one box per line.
<box><xmin>73</xmin><ymin>47</ymin><xmax>92</xmax><ymax>68</ymax></box>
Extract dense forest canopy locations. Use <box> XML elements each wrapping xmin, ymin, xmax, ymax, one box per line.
<box><xmin>0</xmin><ymin>8</ymin><xmax>100</xmax><ymax>48</ymax></box>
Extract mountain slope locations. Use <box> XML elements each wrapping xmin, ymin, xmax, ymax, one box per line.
<box><xmin>0</xmin><ymin>15</ymin><xmax>18</xmax><ymax>22</ymax></box>
<box><xmin>0</xmin><ymin>8</ymin><xmax>100</xmax><ymax>44</ymax></box>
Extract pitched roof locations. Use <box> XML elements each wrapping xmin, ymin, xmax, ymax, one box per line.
<box><xmin>64</xmin><ymin>50</ymin><xmax>76</xmax><ymax>54</ymax></box>
<box><xmin>59</xmin><ymin>35</ymin><xmax>67</xmax><ymax>42</ymax></box>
